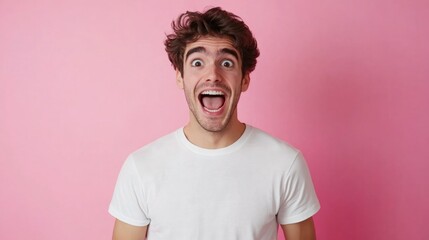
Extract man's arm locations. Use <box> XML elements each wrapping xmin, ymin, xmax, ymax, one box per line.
<box><xmin>112</xmin><ymin>219</ymin><xmax>148</xmax><ymax>240</ymax></box>
<box><xmin>281</xmin><ymin>217</ymin><xmax>316</xmax><ymax>240</ymax></box>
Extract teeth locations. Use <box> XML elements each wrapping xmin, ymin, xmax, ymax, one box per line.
<box><xmin>204</xmin><ymin>107</ymin><xmax>222</xmax><ymax>113</ymax></box>
<box><xmin>201</xmin><ymin>90</ymin><xmax>224</xmax><ymax>96</ymax></box>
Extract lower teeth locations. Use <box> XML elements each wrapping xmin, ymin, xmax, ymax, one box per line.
<box><xmin>204</xmin><ymin>107</ymin><xmax>221</xmax><ymax>113</ymax></box>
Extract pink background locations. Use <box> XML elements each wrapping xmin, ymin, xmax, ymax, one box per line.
<box><xmin>1</xmin><ymin>0</ymin><xmax>428</xmax><ymax>239</ymax></box>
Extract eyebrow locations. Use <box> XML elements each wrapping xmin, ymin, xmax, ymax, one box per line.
<box><xmin>185</xmin><ymin>47</ymin><xmax>240</xmax><ymax>61</ymax></box>
<box><xmin>185</xmin><ymin>47</ymin><xmax>206</xmax><ymax>61</ymax></box>
<box><xmin>220</xmin><ymin>48</ymin><xmax>239</xmax><ymax>61</ymax></box>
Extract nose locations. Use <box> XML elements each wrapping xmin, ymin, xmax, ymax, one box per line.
<box><xmin>205</xmin><ymin>64</ymin><xmax>221</xmax><ymax>82</ymax></box>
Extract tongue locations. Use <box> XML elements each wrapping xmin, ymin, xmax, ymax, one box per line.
<box><xmin>202</xmin><ymin>96</ymin><xmax>224</xmax><ymax>110</ymax></box>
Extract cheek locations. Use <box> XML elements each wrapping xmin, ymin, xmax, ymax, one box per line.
<box><xmin>227</xmin><ymin>72</ymin><xmax>244</xmax><ymax>85</ymax></box>
<box><xmin>183</xmin><ymin>68</ymin><xmax>202</xmax><ymax>81</ymax></box>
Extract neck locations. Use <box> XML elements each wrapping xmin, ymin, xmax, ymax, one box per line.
<box><xmin>183</xmin><ymin>118</ymin><xmax>246</xmax><ymax>149</ymax></box>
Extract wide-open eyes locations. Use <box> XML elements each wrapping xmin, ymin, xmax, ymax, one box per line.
<box><xmin>191</xmin><ymin>59</ymin><xmax>203</xmax><ymax>67</ymax></box>
<box><xmin>190</xmin><ymin>59</ymin><xmax>235</xmax><ymax>68</ymax></box>
<box><xmin>221</xmin><ymin>59</ymin><xmax>234</xmax><ymax>68</ymax></box>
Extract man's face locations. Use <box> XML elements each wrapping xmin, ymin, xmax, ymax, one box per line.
<box><xmin>176</xmin><ymin>36</ymin><xmax>250</xmax><ymax>133</ymax></box>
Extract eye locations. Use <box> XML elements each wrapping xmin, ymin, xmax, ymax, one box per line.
<box><xmin>191</xmin><ymin>59</ymin><xmax>203</xmax><ymax>67</ymax></box>
<box><xmin>221</xmin><ymin>59</ymin><xmax>234</xmax><ymax>68</ymax></box>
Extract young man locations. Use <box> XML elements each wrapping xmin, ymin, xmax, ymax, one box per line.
<box><xmin>109</xmin><ymin>7</ymin><xmax>320</xmax><ymax>240</ymax></box>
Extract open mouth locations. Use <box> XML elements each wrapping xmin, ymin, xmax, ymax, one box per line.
<box><xmin>199</xmin><ymin>90</ymin><xmax>225</xmax><ymax>113</ymax></box>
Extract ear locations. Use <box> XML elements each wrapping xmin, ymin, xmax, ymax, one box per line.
<box><xmin>176</xmin><ymin>70</ymin><xmax>184</xmax><ymax>89</ymax></box>
<box><xmin>241</xmin><ymin>72</ymin><xmax>250</xmax><ymax>92</ymax></box>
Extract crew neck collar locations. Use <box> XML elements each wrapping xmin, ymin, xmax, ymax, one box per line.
<box><xmin>176</xmin><ymin>124</ymin><xmax>253</xmax><ymax>156</ymax></box>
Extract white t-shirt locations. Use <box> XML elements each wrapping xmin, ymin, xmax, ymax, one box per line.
<box><xmin>109</xmin><ymin>125</ymin><xmax>320</xmax><ymax>240</ymax></box>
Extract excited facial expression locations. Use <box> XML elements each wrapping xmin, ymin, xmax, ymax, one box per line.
<box><xmin>176</xmin><ymin>36</ymin><xmax>250</xmax><ymax>133</ymax></box>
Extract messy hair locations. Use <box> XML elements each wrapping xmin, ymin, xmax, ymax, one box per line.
<box><xmin>164</xmin><ymin>7</ymin><xmax>260</xmax><ymax>76</ymax></box>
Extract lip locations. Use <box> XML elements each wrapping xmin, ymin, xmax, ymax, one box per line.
<box><xmin>197</xmin><ymin>87</ymin><xmax>227</xmax><ymax>95</ymax></box>
<box><xmin>203</xmin><ymin>104</ymin><xmax>225</xmax><ymax>115</ymax></box>
<box><xmin>197</xmin><ymin>88</ymin><xmax>228</xmax><ymax>116</ymax></box>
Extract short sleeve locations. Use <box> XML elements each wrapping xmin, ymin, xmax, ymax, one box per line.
<box><xmin>277</xmin><ymin>152</ymin><xmax>320</xmax><ymax>224</ymax></box>
<box><xmin>108</xmin><ymin>155</ymin><xmax>150</xmax><ymax>226</ymax></box>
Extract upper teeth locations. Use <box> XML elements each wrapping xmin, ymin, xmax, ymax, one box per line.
<box><xmin>202</xmin><ymin>90</ymin><xmax>224</xmax><ymax>95</ymax></box>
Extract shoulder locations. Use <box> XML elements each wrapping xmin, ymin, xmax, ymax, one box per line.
<box><xmin>128</xmin><ymin>129</ymin><xmax>182</xmax><ymax>167</ymax></box>
<box><xmin>247</xmin><ymin>125</ymin><xmax>300</xmax><ymax>158</ymax></box>
<box><xmin>241</xmin><ymin>125</ymin><xmax>303</xmax><ymax>172</ymax></box>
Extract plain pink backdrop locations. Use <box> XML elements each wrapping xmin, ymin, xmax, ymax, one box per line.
<box><xmin>1</xmin><ymin>0</ymin><xmax>428</xmax><ymax>239</ymax></box>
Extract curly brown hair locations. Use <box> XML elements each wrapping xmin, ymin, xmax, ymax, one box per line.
<box><xmin>164</xmin><ymin>7</ymin><xmax>260</xmax><ymax>76</ymax></box>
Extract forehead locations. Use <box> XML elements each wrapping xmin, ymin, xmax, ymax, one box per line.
<box><xmin>184</xmin><ymin>36</ymin><xmax>239</xmax><ymax>58</ymax></box>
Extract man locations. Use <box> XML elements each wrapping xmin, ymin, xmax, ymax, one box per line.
<box><xmin>109</xmin><ymin>7</ymin><xmax>320</xmax><ymax>240</ymax></box>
